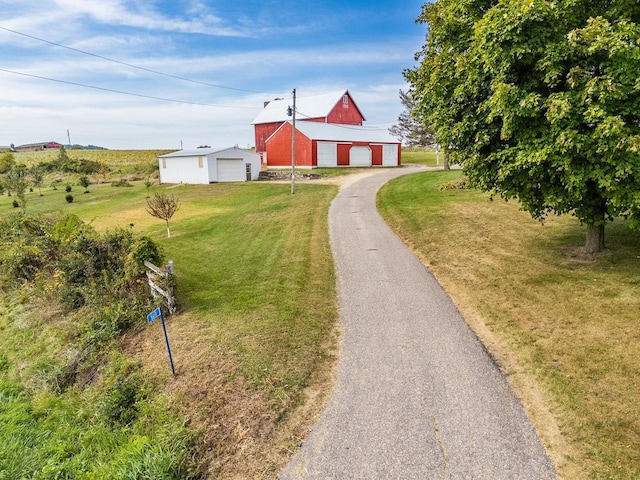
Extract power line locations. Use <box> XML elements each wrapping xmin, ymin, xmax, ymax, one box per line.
<box><xmin>0</xmin><ymin>25</ymin><xmax>274</xmax><ymax>94</ymax></box>
<box><xmin>295</xmin><ymin>109</ymin><xmax>391</xmax><ymax>131</ymax></box>
<box><xmin>0</xmin><ymin>67</ymin><xmax>258</xmax><ymax>108</ymax></box>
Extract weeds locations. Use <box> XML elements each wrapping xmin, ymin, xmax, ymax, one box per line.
<box><xmin>0</xmin><ymin>212</ymin><xmax>194</xmax><ymax>477</ymax></box>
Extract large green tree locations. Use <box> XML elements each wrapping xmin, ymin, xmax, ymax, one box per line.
<box><xmin>408</xmin><ymin>0</ymin><xmax>640</xmax><ymax>252</ymax></box>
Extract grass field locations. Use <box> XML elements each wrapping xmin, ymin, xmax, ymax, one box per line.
<box><xmin>378</xmin><ymin>170</ymin><xmax>640</xmax><ymax>479</ymax></box>
<box><xmin>400</xmin><ymin>147</ymin><xmax>439</xmax><ymax>167</ymax></box>
<box><xmin>0</xmin><ymin>179</ymin><xmax>339</xmax><ymax>478</ymax></box>
<box><xmin>12</xmin><ymin>148</ymin><xmax>172</xmax><ymax>172</ymax></box>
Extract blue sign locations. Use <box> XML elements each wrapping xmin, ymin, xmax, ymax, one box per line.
<box><xmin>147</xmin><ymin>307</ymin><xmax>162</xmax><ymax>323</ymax></box>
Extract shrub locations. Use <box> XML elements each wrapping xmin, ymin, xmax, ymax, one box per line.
<box><xmin>101</xmin><ymin>377</ymin><xmax>140</xmax><ymax>426</ymax></box>
<box><xmin>60</xmin><ymin>286</ymin><xmax>85</xmax><ymax>310</ymax></box>
<box><xmin>65</xmin><ymin>185</ymin><xmax>72</xmax><ymax>193</ymax></box>
<box><xmin>78</xmin><ymin>175</ymin><xmax>90</xmax><ymax>193</ymax></box>
<box><xmin>65</xmin><ymin>194</ymin><xmax>74</xmax><ymax>203</ymax></box>
<box><xmin>1</xmin><ymin>244</ymin><xmax>44</xmax><ymax>282</ymax></box>
<box><xmin>111</xmin><ymin>179</ymin><xmax>132</xmax><ymax>187</ymax></box>
<box><xmin>12</xmin><ymin>199</ymin><xmax>19</xmax><ymax>208</ymax></box>
<box><xmin>125</xmin><ymin>236</ymin><xmax>164</xmax><ymax>280</ymax></box>
<box><xmin>438</xmin><ymin>176</ymin><xmax>468</xmax><ymax>191</ymax></box>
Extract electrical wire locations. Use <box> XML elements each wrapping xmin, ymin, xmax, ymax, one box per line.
<box><xmin>295</xmin><ymin>109</ymin><xmax>391</xmax><ymax>131</ymax></box>
<box><xmin>0</xmin><ymin>67</ymin><xmax>259</xmax><ymax>108</ymax></box>
<box><xmin>0</xmin><ymin>25</ymin><xmax>277</xmax><ymax>95</ymax></box>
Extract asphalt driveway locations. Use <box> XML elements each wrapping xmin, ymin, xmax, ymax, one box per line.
<box><xmin>280</xmin><ymin>166</ymin><xmax>557</xmax><ymax>479</ymax></box>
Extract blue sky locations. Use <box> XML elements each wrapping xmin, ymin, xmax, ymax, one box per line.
<box><xmin>0</xmin><ymin>0</ymin><xmax>426</xmax><ymax>149</ymax></box>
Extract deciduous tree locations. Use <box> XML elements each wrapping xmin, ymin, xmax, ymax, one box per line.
<box><xmin>408</xmin><ymin>0</ymin><xmax>640</xmax><ymax>253</ymax></box>
<box><xmin>146</xmin><ymin>193</ymin><xmax>179</xmax><ymax>238</ymax></box>
<box><xmin>3</xmin><ymin>165</ymin><xmax>29</xmax><ymax>212</ymax></box>
<box><xmin>0</xmin><ymin>152</ymin><xmax>16</xmax><ymax>174</ymax></box>
<box><xmin>30</xmin><ymin>165</ymin><xmax>45</xmax><ymax>196</ymax></box>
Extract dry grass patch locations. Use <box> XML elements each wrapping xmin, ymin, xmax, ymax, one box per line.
<box><xmin>378</xmin><ymin>170</ymin><xmax>640</xmax><ymax>480</ymax></box>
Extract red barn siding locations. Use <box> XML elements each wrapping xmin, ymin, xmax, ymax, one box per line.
<box><xmin>255</xmin><ymin>122</ymin><xmax>282</xmax><ymax>153</ymax></box>
<box><xmin>371</xmin><ymin>145</ymin><xmax>383</xmax><ymax>166</ymax></box>
<box><xmin>265</xmin><ymin>123</ymin><xmax>313</xmax><ymax>167</ymax></box>
<box><xmin>327</xmin><ymin>94</ymin><xmax>365</xmax><ymax>125</ymax></box>
<box><xmin>337</xmin><ymin>144</ymin><xmax>351</xmax><ymax>166</ymax></box>
<box><xmin>255</xmin><ymin>93</ymin><xmax>365</xmax><ymax>152</ymax></box>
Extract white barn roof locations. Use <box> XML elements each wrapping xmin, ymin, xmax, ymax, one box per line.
<box><xmin>159</xmin><ymin>147</ymin><xmax>242</xmax><ymax>158</ymax></box>
<box><xmin>252</xmin><ymin>90</ymin><xmax>365</xmax><ymax>125</ymax></box>
<box><xmin>290</xmin><ymin>121</ymin><xmax>397</xmax><ymax>144</ymax></box>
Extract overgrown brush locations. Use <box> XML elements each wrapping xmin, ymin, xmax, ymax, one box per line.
<box><xmin>0</xmin><ymin>212</ymin><xmax>194</xmax><ymax>478</ymax></box>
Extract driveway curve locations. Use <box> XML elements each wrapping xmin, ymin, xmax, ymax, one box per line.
<box><xmin>280</xmin><ymin>166</ymin><xmax>557</xmax><ymax>479</ymax></box>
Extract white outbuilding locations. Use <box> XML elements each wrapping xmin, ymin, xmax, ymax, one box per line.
<box><xmin>158</xmin><ymin>147</ymin><xmax>261</xmax><ymax>184</ymax></box>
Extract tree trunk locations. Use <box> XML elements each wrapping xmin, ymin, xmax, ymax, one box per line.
<box><xmin>585</xmin><ymin>224</ymin><xmax>605</xmax><ymax>253</ymax></box>
<box><xmin>444</xmin><ymin>151</ymin><xmax>450</xmax><ymax>171</ymax></box>
<box><xmin>166</xmin><ymin>221</ymin><xmax>171</xmax><ymax>238</ymax></box>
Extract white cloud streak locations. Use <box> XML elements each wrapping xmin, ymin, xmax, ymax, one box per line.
<box><xmin>0</xmin><ymin>1</ymin><xmax>422</xmax><ymax>148</ymax></box>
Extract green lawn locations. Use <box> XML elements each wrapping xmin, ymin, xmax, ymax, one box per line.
<box><xmin>0</xmin><ymin>180</ymin><xmax>339</xmax><ymax>478</ymax></box>
<box><xmin>400</xmin><ymin>147</ymin><xmax>439</xmax><ymax>166</ymax></box>
<box><xmin>378</xmin><ymin>170</ymin><xmax>640</xmax><ymax>480</ymax></box>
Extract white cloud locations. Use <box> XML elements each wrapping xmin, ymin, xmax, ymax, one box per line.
<box><xmin>0</xmin><ymin>1</ymin><xmax>419</xmax><ymax>149</ymax></box>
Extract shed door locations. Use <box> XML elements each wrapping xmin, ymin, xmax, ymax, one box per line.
<box><xmin>317</xmin><ymin>142</ymin><xmax>337</xmax><ymax>167</ymax></box>
<box><xmin>382</xmin><ymin>144</ymin><xmax>398</xmax><ymax>166</ymax></box>
<box><xmin>349</xmin><ymin>146</ymin><xmax>371</xmax><ymax>167</ymax></box>
<box><xmin>217</xmin><ymin>158</ymin><xmax>245</xmax><ymax>182</ymax></box>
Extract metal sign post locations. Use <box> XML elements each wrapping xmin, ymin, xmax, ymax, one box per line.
<box><xmin>147</xmin><ymin>307</ymin><xmax>176</xmax><ymax>376</ymax></box>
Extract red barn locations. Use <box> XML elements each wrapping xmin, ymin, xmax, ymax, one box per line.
<box><xmin>15</xmin><ymin>141</ymin><xmax>63</xmax><ymax>152</ymax></box>
<box><xmin>265</xmin><ymin>121</ymin><xmax>401</xmax><ymax>168</ymax></box>
<box><xmin>252</xmin><ymin>90</ymin><xmax>365</xmax><ymax>154</ymax></box>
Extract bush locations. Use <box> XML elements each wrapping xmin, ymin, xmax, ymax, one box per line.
<box><xmin>60</xmin><ymin>286</ymin><xmax>85</xmax><ymax>310</ymax></box>
<box><xmin>12</xmin><ymin>199</ymin><xmax>19</xmax><ymax>208</ymax></box>
<box><xmin>111</xmin><ymin>179</ymin><xmax>132</xmax><ymax>187</ymax></box>
<box><xmin>65</xmin><ymin>185</ymin><xmax>72</xmax><ymax>193</ymax></box>
<box><xmin>438</xmin><ymin>176</ymin><xmax>468</xmax><ymax>191</ymax></box>
<box><xmin>1</xmin><ymin>244</ymin><xmax>44</xmax><ymax>282</ymax></box>
<box><xmin>65</xmin><ymin>194</ymin><xmax>74</xmax><ymax>203</ymax></box>
<box><xmin>78</xmin><ymin>175</ymin><xmax>90</xmax><ymax>193</ymax></box>
<box><xmin>101</xmin><ymin>377</ymin><xmax>140</xmax><ymax>426</ymax></box>
<box><xmin>125</xmin><ymin>236</ymin><xmax>164</xmax><ymax>280</ymax></box>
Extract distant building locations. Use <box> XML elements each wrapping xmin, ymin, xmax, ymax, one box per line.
<box><xmin>14</xmin><ymin>141</ymin><xmax>63</xmax><ymax>152</ymax></box>
<box><xmin>251</xmin><ymin>90</ymin><xmax>365</xmax><ymax>154</ymax></box>
<box><xmin>0</xmin><ymin>146</ymin><xmax>12</xmax><ymax>152</ymax></box>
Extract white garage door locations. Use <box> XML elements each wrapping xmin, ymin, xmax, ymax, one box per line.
<box><xmin>350</xmin><ymin>146</ymin><xmax>371</xmax><ymax>167</ymax></box>
<box><xmin>382</xmin><ymin>144</ymin><xmax>399</xmax><ymax>166</ymax></box>
<box><xmin>217</xmin><ymin>158</ymin><xmax>245</xmax><ymax>182</ymax></box>
<box><xmin>317</xmin><ymin>142</ymin><xmax>338</xmax><ymax>167</ymax></box>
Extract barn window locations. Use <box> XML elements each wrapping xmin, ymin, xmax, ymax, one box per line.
<box><xmin>162</xmin><ymin>158</ymin><xmax>166</xmax><ymax>168</ymax></box>
<box><xmin>342</xmin><ymin>95</ymin><xmax>348</xmax><ymax>107</ymax></box>
<box><xmin>198</xmin><ymin>156</ymin><xmax>203</xmax><ymax>168</ymax></box>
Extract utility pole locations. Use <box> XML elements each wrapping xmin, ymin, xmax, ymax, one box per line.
<box><xmin>67</xmin><ymin>129</ymin><xmax>71</xmax><ymax>147</ymax></box>
<box><xmin>290</xmin><ymin>88</ymin><xmax>296</xmax><ymax>194</ymax></box>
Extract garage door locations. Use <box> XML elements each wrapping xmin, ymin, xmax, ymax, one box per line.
<box><xmin>350</xmin><ymin>146</ymin><xmax>371</xmax><ymax>167</ymax></box>
<box><xmin>217</xmin><ymin>158</ymin><xmax>245</xmax><ymax>182</ymax></box>
<box><xmin>382</xmin><ymin>144</ymin><xmax>398</xmax><ymax>166</ymax></box>
<box><xmin>317</xmin><ymin>142</ymin><xmax>337</xmax><ymax>167</ymax></box>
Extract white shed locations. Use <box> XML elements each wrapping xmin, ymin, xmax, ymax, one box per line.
<box><xmin>158</xmin><ymin>147</ymin><xmax>261</xmax><ymax>184</ymax></box>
